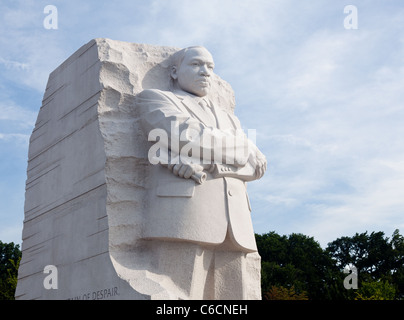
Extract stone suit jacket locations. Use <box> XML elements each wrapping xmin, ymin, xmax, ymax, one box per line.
<box><xmin>136</xmin><ymin>88</ymin><xmax>258</xmax><ymax>252</ymax></box>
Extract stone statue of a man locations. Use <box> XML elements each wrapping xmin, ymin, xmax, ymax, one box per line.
<box><xmin>135</xmin><ymin>46</ymin><xmax>267</xmax><ymax>299</ymax></box>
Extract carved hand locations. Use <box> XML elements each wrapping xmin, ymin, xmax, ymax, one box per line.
<box><xmin>254</xmin><ymin>149</ymin><xmax>267</xmax><ymax>179</ymax></box>
<box><xmin>247</xmin><ymin>144</ymin><xmax>267</xmax><ymax>179</ymax></box>
<box><xmin>168</xmin><ymin>162</ymin><xmax>205</xmax><ymax>179</ymax></box>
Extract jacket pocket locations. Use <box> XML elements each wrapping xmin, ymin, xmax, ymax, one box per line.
<box><xmin>156</xmin><ymin>179</ymin><xmax>195</xmax><ymax>198</ymax></box>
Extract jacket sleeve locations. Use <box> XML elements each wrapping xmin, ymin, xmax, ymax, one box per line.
<box><xmin>136</xmin><ymin>89</ymin><xmax>252</xmax><ymax>165</ymax></box>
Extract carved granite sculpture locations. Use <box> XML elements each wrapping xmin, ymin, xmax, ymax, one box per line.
<box><xmin>15</xmin><ymin>39</ymin><xmax>266</xmax><ymax>300</ymax></box>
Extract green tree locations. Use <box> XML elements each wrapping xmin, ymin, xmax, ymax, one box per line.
<box><xmin>256</xmin><ymin>232</ymin><xmax>343</xmax><ymax>300</ymax></box>
<box><xmin>355</xmin><ymin>280</ymin><xmax>396</xmax><ymax>300</ymax></box>
<box><xmin>327</xmin><ymin>230</ymin><xmax>404</xmax><ymax>299</ymax></box>
<box><xmin>264</xmin><ymin>285</ymin><xmax>308</xmax><ymax>300</ymax></box>
<box><xmin>391</xmin><ymin>229</ymin><xmax>404</xmax><ymax>299</ymax></box>
<box><xmin>0</xmin><ymin>241</ymin><xmax>21</xmax><ymax>300</ymax></box>
<box><xmin>327</xmin><ymin>231</ymin><xmax>393</xmax><ymax>279</ymax></box>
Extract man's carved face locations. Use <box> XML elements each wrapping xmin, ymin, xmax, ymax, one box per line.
<box><xmin>171</xmin><ymin>47</ymin><xmax>215</xmax><ymax>97</ymax></box>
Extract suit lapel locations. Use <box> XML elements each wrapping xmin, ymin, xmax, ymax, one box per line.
<box><xmin>209</xmin><ymin>101</ymin><xmax>239</xmax><ymax>130</ymax></box>
<box><xmin>175</xmin><ymin>92</ymin><xmax>217</xmax><ymax>127</ymax></box>
<box><xmin>167</xmin><ymin>90</ymin><xmax>239</xmax><ymax>130</ymax></box>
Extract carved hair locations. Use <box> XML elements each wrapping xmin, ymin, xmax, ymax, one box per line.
<box><xmin>169</xmin><ymin>46</ymin><xmax>206</xmax><ymax>73</ymax></box>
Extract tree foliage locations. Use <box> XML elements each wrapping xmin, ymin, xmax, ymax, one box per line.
<box><xmin>257</xmin><ymin>229</ymin><xmax>404</xmax><ymax>300</ymax></box>
<box><xmin>0</xmin><ymin>241</ymin><xmax>21</xmax><ymax>300</ymax></box>
<box><xmin>264</xmin><ymin>285</ymin><xmax>308</xmax><ymax>300</ymax></box>
<box><xmin>354</xmin><ymin>280</ymin><xmax>396</xmax><ymax>300</ymax></box>
<box><xmin>326</xmin><ymin>230</ymin><xmax>404</xmax><ymax>299</ymax></box>
<box><xmin>256</xmin><ymin>232</ymin><xmax>346</xmax><ymax>299</ymax></box>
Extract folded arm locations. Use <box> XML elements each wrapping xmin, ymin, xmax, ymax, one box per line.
<box><xmin>136</xmin><ymin>89</ymin><xmax>266</xmax><ymax>180</ymax></box>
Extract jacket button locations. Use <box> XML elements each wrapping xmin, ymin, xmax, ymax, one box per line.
<box><xmin>228</xmin><ymin>189</ymin><xmax>233</xmax><ymax>196</ymax></box>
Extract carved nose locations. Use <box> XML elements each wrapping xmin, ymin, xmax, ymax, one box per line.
<box><xmin>200</xmin><ymin>70</ymin><xmax>210</xmax><ymax>77</ymax></box>
<box><xmin>200</xmin><ymin>66</ymin><xmax>211</xmax><ymax>76</ymax></box>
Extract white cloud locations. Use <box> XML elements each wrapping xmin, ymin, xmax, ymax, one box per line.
<box><xmin>0</xmin><ymin>57</ymin><xmax>29</xmax><ymax>71</ymax></box>
<box><xmin>0</xmin><ymin>101</ymin><xmax>36</xmax><ymax>148</ymax></box>
<box><xmin>0</xmin><ymin>133</ymin><xmax>30</xmax><ymax>144</ymax></box>
<box><xmin>0</xmin><ymin>101</ymin><xmax>36</xmax><ymax>128</ymax></box>
<box><xmin>0</xmin><ymin>0</ymin><xmax>404</xmax><ymax>247</ymax></box>
<box><xmin>256</xmin><ymin>149</ymin><xmax>404</xmax><ymax>246</ymax></box>
<box><xmin>0</xmin><ymin>1</ymin><xmax>68</xmax><ymax>92</ymax></box>
<box><xmin>0</xmin><ymin>224</ymin><xmax>22</xmax><ymax>245</ymax></box>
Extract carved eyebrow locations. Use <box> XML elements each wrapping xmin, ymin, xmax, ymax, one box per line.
<box><xmin>189</xmin><ymin>59</ymin><xmax>215</xmax><ymax>68</ymax></box>
<box><xmin>189</xmin><ymin>58</ymin><xmax>203</xmax><ymax>64</ymax></box>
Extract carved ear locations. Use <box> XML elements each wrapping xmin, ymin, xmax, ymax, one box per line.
<box><xmin>170</xmin><ymin>66</ymin><xmax>178</xmax><ymax>80</ymax></box>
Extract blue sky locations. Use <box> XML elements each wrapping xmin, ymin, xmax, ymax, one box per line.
<box><xmin>1</xmin><ymin>0</ymin><xmax>403</xmax><ymax>247</ymax></box>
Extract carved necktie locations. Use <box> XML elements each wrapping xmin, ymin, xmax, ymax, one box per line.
<box><xmin>199</xmin><ymin>99</ymin><xmax>218</xmax><ymax>127</ymax></box>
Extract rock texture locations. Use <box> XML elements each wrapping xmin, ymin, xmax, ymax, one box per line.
<box><xmin>16</xmin><ymin>39</ymin><xmax>247</xmax><ymax>300</ymax></box>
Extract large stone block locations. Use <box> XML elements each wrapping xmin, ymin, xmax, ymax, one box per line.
<box><xmin>16</xmin><ymin>39</ymin><xmax>245</xmax><ymax>300</ymax></box>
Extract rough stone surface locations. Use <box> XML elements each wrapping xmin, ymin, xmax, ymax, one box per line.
<box><xmin>16</xmin><ymin>39</ymin><xmax>260</xmax><ymax>300</ymax></box>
